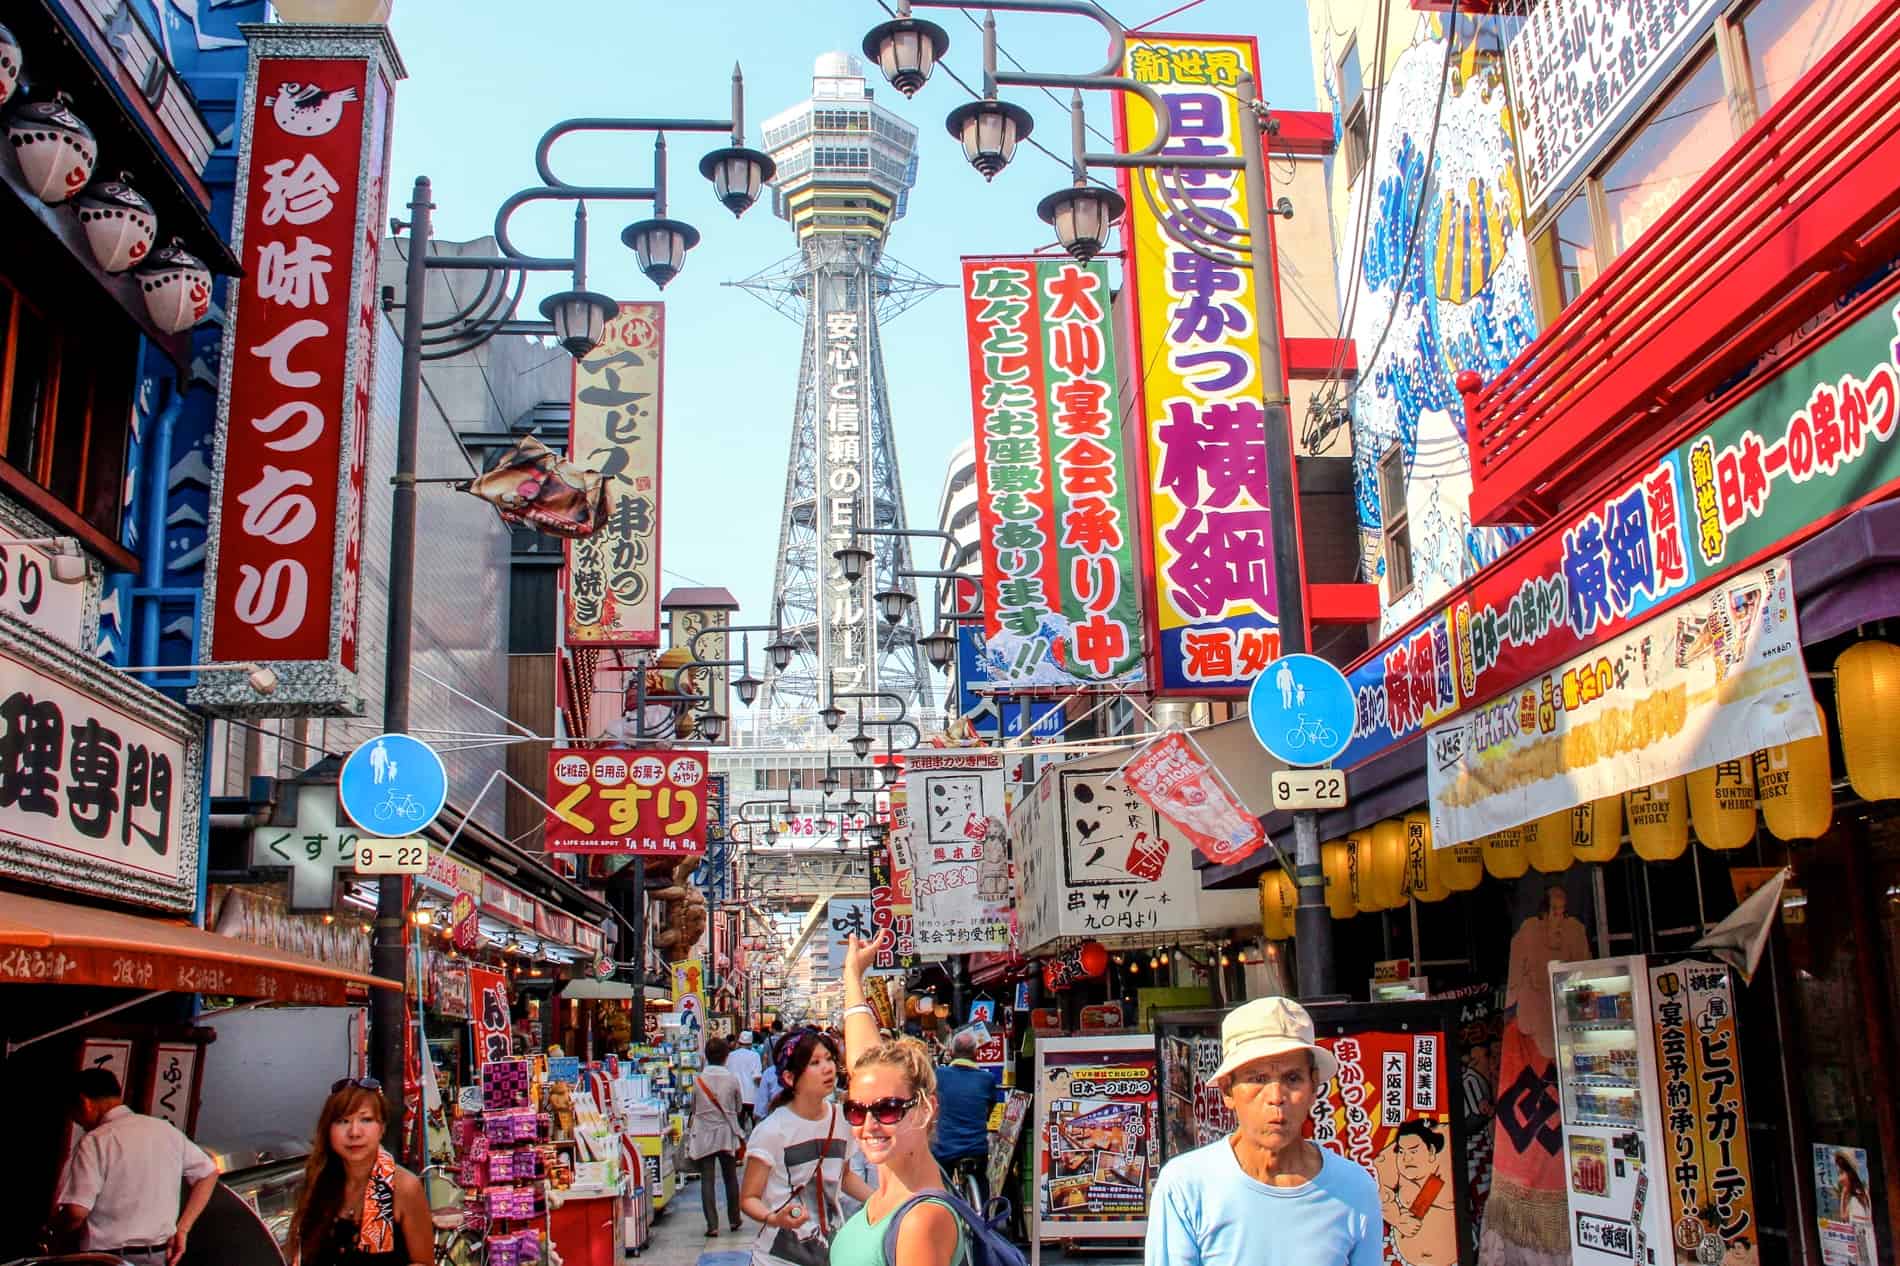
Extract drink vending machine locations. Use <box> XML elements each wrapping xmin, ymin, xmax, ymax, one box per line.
<box><xmin>1549</xmin><ymin>956</ymin><xmax>1760</xmax><ymax>1266</ymax></box>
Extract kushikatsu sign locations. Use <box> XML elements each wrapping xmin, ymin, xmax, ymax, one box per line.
<box><xmin>1115</xmin><ymin>32</ymin><xmax>1284</xmax><ymax>696</ymax></box>
<box><xmin>960</xmin><ymin>256</ymin><xmax>1144</xmax><ymax>692</ymax></box>
<box><xmin>1338</xmin><ymin>288</ymin><xmax>1900</xmax><ymax>772</ymax></box>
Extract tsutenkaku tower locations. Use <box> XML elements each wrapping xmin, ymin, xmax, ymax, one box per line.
<box><xmin>742</xmin><ymin>52</ymin><xmax>943</xmax><ymax>720</ymax></box>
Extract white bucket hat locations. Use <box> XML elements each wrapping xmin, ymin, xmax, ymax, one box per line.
<box><xmin>1210</xmin><ymin>996</ymin><xmax>1339</xmax><ymax>1086</ymax></box>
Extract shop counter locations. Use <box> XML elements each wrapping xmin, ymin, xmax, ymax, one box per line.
<box><xmin>548</xmin><ymin>1189</ymin><xmax>623</xmax><ymax>1266</ymax></box>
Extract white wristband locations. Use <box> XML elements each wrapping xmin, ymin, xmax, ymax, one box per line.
<box><xmin>842</xmin><ymin>1004</ymin><xmax>875</xmax><ymax>1022</ymax></box>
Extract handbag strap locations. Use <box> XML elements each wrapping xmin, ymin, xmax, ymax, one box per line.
<box><xmin>697</xmin><ymin>1073</ymin><xmax>735</xmax><ymax>1128</ymax></box>
<box><xmin>796</xmin><ymin>1107</ymin><xmax>838</xmax><ymax>1239</ymax></box>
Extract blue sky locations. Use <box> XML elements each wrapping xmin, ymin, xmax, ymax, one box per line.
<box><xmin>385</xmin><ymin>0</ymin><xmax>1319</xmax><ymax>640</ymax></box>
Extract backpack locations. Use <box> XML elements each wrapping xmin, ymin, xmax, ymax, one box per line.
<box><xmin>880</xmin><ymin>1190</ymin><xmax>1027</xmax><ymax>1266</ymax></box>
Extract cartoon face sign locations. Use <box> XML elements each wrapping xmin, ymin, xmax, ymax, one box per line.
<box><xmin>265</xmin><ymin>81</ymin><xmax>360</xmax><ymax>137</ymax></box>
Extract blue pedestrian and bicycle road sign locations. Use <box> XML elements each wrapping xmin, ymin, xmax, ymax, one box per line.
<box><xmin>1247</xmin><ymin>653</ymin><xmax>1355</xmax><ymax>768</ymax></box>
<box><xmin>339</xmin><ymin>733</ymin><xmax>449</xmax><ymax>838</ymax></box>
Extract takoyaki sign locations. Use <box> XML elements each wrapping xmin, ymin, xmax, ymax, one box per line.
<box><xmin>199</xmin><ymin>26</ymin><xmax>401</xmax><ymax>715</ymax></box>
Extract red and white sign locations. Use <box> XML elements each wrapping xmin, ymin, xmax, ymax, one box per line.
<box><xmin>471</xmin><ymin>965</ymin><xmax>511</xmax><ymax>1064</ymax></box>
<box><xmin>1118</xmin><ymin>731</ymin><xmax>1265</xmax><ymax>865</ymax></box>
<box><xmin>544</xmin><ymin>747</ymin><xmax>709</xmax><ymax>856</ymax></box>
<box><xmin>482</xmin><ymin>875</ymin><xmax>536</xmax><ymax>929</ymax></box>
<box><xmin>203</xmin><ymin>31</ymin><xmax>397</xmax><ymax>712</ymax></box>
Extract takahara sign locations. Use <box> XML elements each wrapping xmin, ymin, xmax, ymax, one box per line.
<box><xmin>567</xmin><ymin>304</ymin><xmax>663</xmax><ymax>647</ymax></box>
<box><xmin>0</xmin><ymin>613</ymin><xmax>202</xmax><ymax>912</ymax></box>
<box><xmin>960</xmin><ymin>257</ymin><xmax>1145</xmax><ymax>693</ymax></box>
<box><xmin>1116</xmin><ymin>33</ymin><xmax>1288</xmax><ymax>696</ymax></box>
<box><xmin>199</xmin><ymin>26</ymin><xmax>401</xmax><ymax>715</ymax></box>
<box><xmin>544</xmin><ymin>746</ymin><xmax>709</xmax><ymax>856</ymax></box>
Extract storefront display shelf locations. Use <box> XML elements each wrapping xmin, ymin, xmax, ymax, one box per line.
<box><xmin>1563</xmin><ymin>1020</ymin><xmax>1635</xmax><ymax>1032</ymax></box>
<box><xmin>1568</xmin><ymin>1075</ymin><xmax>1639</xmax><ymax>1088</ymax></box>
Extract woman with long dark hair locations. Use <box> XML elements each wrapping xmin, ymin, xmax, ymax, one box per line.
<box><xmin>738</xmin><ymin>1028</ymin><xmax>871</xmax><ymax>1266</ymax></box>
<box><xmin>288</xmin><ymin>1080</ymin><xmax>432</xmax><ymax>1266</ymax></box>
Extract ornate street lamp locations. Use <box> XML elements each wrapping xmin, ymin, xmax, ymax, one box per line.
<box><xmin>537</xmin><ymin>288</ymin><xmax>618</xmax><ymax>359</ymax></box>
<box><xmin>919</xmin><ymin>626</ymin><xmax>957</xmax><ymax>672</ymax></box>
<box><xmin>874</xmin><ymin>588</ymin><xmax>914</xmax><ymax>626</ymax></box>
<box><xmin>621</xmin><ymin>216</ymin><xmax>700</xmax><ymax>290</ymax></box>
<box><xmin>862</xmin><ymin>7</ymin><xmax>950</xmax><ymax>97</ymax></box>
<box><xmin>833</xmin><ymin>542</ymin><xmax>875</xmax><ymax>585</ymax></box>
<box><xmin>946</xmin><ymin>98</ymin><xmax>1033</xmax><ymax>180</ymax></box>
<box><xmin>1037</xmin><ymin>183</ymin><xmax>1126</xmax><ymax>262</ymax></box>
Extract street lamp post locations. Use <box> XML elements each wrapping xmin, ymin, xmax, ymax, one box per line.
<box><xmin>864</xmin><ymin>1</ymin><xmax>1335</xmax><ymax>999</ymax></box>
<box><xmin>373</xmin><ymin>71</ymin><xmax>774</xmax><ymax>1108</ymax></box>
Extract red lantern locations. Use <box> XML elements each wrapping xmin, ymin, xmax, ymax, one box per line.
<box><xmin>1041</xmin><ymin>961</ymin><xmax>1063</xmax><ymax>993</ymax></box>
<box><xmin>1077</xmin><ymin>941</ymin><xmax>1109</xmax><ymax>978</ymax></box>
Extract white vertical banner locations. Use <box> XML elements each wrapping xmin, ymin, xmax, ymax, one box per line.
<box><xmin>906</xmin><ymin>752</ymin><xmax>1011</xmax><ymax>954</ymax></box>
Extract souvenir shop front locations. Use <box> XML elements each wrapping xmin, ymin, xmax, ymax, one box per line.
<box><xmin>1202</xmin><ymin>274</ymin><xmax>1900</xmax><ymax>1266</ymax></box>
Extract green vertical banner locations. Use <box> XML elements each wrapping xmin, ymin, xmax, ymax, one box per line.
<box><xmin>961</xmin><ymin>256</ymin><xmax>1146</xmax><ymax>692</ymax></box>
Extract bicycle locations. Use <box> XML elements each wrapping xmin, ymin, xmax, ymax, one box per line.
<box><xmin>421</xmin><ymin>1165</ymin><xmax>484</xmax><ymax>1266</ymax></box>
<box><xmin>1283</xmin><ymin>714</ymin><xmax>1339</xmax><ymax>752</ymax></box>
<box><xmin>942</xmin><ymin>1151</ymin><xmax>987</xmax><ymax>1214</ymax></box>
<box><xmin>374</xmin><ymin>790</ymin><xmax>422</xmax><ymax>822</ymax></box>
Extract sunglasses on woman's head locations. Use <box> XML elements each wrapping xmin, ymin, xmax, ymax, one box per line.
<box><xmin>842</xmin><ymin>1095</ymin><xmax>918</xmax><ymax>1126</ymax></box>
<box><xmin>332</xmin><ymin>1077</ymin><xmax>382</xmax><ymax>1094</ymax></box>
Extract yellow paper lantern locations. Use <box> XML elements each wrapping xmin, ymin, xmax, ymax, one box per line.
<box><xmin>1367</xmin><ymin>819</ymin><xmax>1409</xmax><ymax>909</ymax></box>
<box><xmin>1571</xmin><ymin>797</ymin><xmax>1623</xmax><ymax>863</ymax></box>
<box><xmin>1482</xmin><ymin>824</ymin><xmax>1530</xmax><ymax>879</ymax></box>
<box><xmin>1757</xmin><ymin>707</ymin><xmax>1833</xmax><ymax>841</ymax></box>
<box><xmin>1689</xmin><ymin>759</ymin><xmax>1757</xmax><ymax>850</ymax></box>
<box><xmin>1527</xmin><ymin>810</ymin><xmax>1576</xmax><ymax>873</ymax></box>
<box><xmin>1837</xmin><ymin>641</ymin><xmax>1900</xmax><ymax>801</ymax></box>
<box><xmin>1440</xmin><ymin>835</ymin><xmax>1483</xmax><ymax>891</ymax></box>
<box><xmin>1321</xmin><ymin>839</ymin><xmax>1356</xmax><ymax>919</ymax></box>
<box><xmin>1627</xmin><ymin>777</ymin><xmax>1688</xmax><ymax>861</ymax></box>
<box><xmin>1258</xmin><ymin>868</ymin><xmax>1296</xmax><ymax>941</ymax></box>
<box><xmin>1345</xmin><ymin>831</ymin><xmax>1382</xmax><ymax>912</ymax></box>
<box><xmin>1402</xmin><ymin>812</ymin><xmax>1452</xmax><ymax>901</ymax></box>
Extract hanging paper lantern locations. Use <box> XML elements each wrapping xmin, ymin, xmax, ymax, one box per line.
<box><xmin>75</xmin><ymin>175</ymin><xmax>158</xmax><ymax>273</ymax></box>
<box><xmin>1078</xmin><ymin>941</ymin><xmax>1109</xmax><ymax>978</ymax></box>
<box><xmin>1482</xmin><ymin>824</ymin><xmax>1530</xmax><ymax>880</ymax></box>
<box><xmin>1626</xmin><ymin>777</ymin><xmax>1689</xmax><ymax>861</ymax></box>
<box><xmin>1440</xmin><ymin>832</ymin><xmax>1483</xmax><ymax>892</ymax></box>
<box><xmin>8</xmin><ymin>94</ymin><xmax>97</xmax><ymax>204</ymax></box>
<box><xmin>1757</xmin><ymin>706</ymin><xmax>1833</xmax><ymax>841</ymax></box>
<box><xmin>1689</xmin><ymin>758</ymin><xmax>1757</xmax><ymax>851</ymax></box>
<box><xmin>1321</xmin><ymin>839</ymin><xmax>1356</xmax><ymax>919</ymax></box>
<box><xmin>0</xmin><ymin>25</ymin><xmax>22</xmax><ymax>111</ymax></box>
<box><xmin>135</xmin><ymin>239</ymin><xmax>212</xmax><ymax>334</ymax></box>
<box><xmin>1837</xmin><ymin>641</ymin><xmax>1900</xmax><ymax>801</ymax></box>
<box><xmin>1402</xmin><ymin>812</ymin><xmax>1451</xmax><ymax>902</ymax></box>
<box><xmin>1363</xmin><ymin>820</ymin><xmax>1406</xmax><ymax>909</ymax></box>
<box><xmin>1571</xmin><ymin>797</ymin><xmax>1623</xmax><ymax>863</ymax></box>
<box><xmin>1527</xmin><ymin>811</ymin><xmax>1575</xmax><ymax>873</ymax></box>
<box><xmin>1345</xmin><ymin>832</ymin><xmax>1381</xmax><ymax>912</ymax></box>
<box><xmin>1258</xmin><ymin>868</ymin><xmax>1296</xmax><ymax>941</ymax></box>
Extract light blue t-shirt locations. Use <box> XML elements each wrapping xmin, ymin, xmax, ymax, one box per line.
<box><xmin>1144</xmin><ymin>1138</ymin><xmax>1384</xmax><ymax>1266</ymax></box>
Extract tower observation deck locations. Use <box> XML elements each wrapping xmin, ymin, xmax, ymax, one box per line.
<box><xmin>742</xmin><ymin>53</ymin><xmax>945</xmax><ymax>728</ymax></box>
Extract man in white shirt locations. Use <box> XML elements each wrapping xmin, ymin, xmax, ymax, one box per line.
<box><xmin>54</xmin><ymin>1069</ymin><xmax>220</xmax><ymax>1265</ymax></box>
<box><xmin>727</xmin><ymin>1030</ymin><xmax>764</xmax><ymax>1128</ymax></box>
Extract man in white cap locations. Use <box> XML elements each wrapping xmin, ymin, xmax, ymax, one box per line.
<box><xmin>1145</xmin><ymin>996</ymin><xmax>1382</xmax><ymax>1265</ymax></box>
<box><xmin>726</xmin><ymin>1029</ymin><xmax>763</xmax><ymax>1129</ymax></box>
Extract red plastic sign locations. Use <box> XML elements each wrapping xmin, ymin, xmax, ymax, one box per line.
<box><xmin>543</xmin><ymin>747</ymin><xmax>709</xmax><ymax>856</ymax></box>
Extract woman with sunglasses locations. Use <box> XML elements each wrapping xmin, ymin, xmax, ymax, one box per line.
<box><xmin>830</xmin><ymin>932</ymin><xmax>965</xmax><ymax>1266</ymax></box>
<box><xmin>739</xmin><ymin>1028</ymin><xmax>872</xmax><ymax>1266</ymax></box>
<box><xmin>288</xmin><ymin>1079</ymin><xmax>432</xmax><ymax>1266</ymax></box>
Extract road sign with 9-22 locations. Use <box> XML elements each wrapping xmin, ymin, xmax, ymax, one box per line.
<box><xmin>353</xmin><ymin>838</ymin><xmax>428</xmax><ymax>874</ymax></box>
<box><xmin>1270</xmin><ymin>768</ymin><xmax>1348</xmax><ymax>812</ymax></box>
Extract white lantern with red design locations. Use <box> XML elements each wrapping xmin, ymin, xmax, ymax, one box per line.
<box><xmin>76</xmin><ymin>175</ymin><xmax>158</xmax><ymax>273</ymax></box>
<box><xmin>7</xmin><ymin>94</ymin><xmax>97</xmax><ymax>204</ymax></box>
<box><xmin>135</xmin><ymin>239</ymin><xmax>212</xmax><ymax>334</ymax></box>
<box><xmin>0</xmin><ymin>24</ymin><xmax>22</xmax><ymax>110</ymax></box>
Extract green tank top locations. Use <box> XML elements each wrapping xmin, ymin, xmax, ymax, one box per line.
<box><xmin>830</xmin><ymin>1195</ymin><xmax>968</xmax><ymax>1266</ymax></box>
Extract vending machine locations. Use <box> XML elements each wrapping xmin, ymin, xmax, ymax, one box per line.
<box><xmin>1549</xmin><ymin>956</ymin><xmax>1759</xmax><ymax>1266</ymax></box>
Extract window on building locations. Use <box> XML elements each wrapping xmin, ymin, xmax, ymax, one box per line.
<box><xmin>1377</xmin><ymin>444</ymin><xmax>1412</xmax><ymax>598</ymax></box>
<box><xmin>1735</xmin><ymin>0</ymin><xmax>1878</xmax><ymax>119</ymax></box>
<box><xmin>1601</xmin><ymin>50</ymin><xmax>1731</xmax><ymax>255</ymax></box>
<box><xmin>1529</xmin><ymin>190</ymin><xmax>1603</xmax><ymax>322</ymax></box>
<box><xmin>1339</xmin><ymin>39</ymin><xmax>1370</xmax><ymax>184</ymax></box>
<box><xmin>0</xmin><ymin>268</ymin><xmax>136</xmax><ymax>541</ymax></box>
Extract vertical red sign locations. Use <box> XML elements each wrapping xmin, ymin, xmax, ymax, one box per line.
<box><xmin>203</xmin><ymin>28</ymin><xmax>398</xmax><ymax>710</ymax></box>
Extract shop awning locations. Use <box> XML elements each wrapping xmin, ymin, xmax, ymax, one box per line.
<box><xmin>0</xmin><ymin>890</ymin><xmax>394</xmax><ymax>1005</ymax></box>
<box><xmin>560</xmin><ymin>979</ymin><xmax>634</xmax><ymax>1000</ymax></box>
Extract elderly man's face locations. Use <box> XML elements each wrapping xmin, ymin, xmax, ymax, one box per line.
<box><xmin>1220</xmin><ymin>1049</ymin><xmax>1316</xmax><ymax>1153</ymax></box>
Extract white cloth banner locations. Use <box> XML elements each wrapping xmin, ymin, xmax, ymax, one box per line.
<box><xmin>1426</xmin><ymin>556</ymin><xmax>1819</xmax><ymax>846</ymax></box>
<box><xmin>907</xmin><ymin>751</ymin><xmax>1012</xmax><ymax>954</ymax></box>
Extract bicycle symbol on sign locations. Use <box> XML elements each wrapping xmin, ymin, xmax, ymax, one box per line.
<box><xmin>1283</xmin><ymin>714</ymin><xmax>1339</xmax><ymax>753</ymax></box>
<box><xmin>374</xmin><ymin>790</ymin><xmax>423</xmax><ymax>822</ymax></box>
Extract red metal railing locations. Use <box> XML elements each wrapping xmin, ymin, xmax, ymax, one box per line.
<box><xmin>1466</xmin><ymin>0</ymin><xmax>1900</xmax><ymax>526</ymax></box>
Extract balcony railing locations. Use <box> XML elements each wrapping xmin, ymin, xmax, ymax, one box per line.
<box><xmin>1466</xmin><ymin>0</ymin><xmax>1900</xmax><ymax>526</ymax></box>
